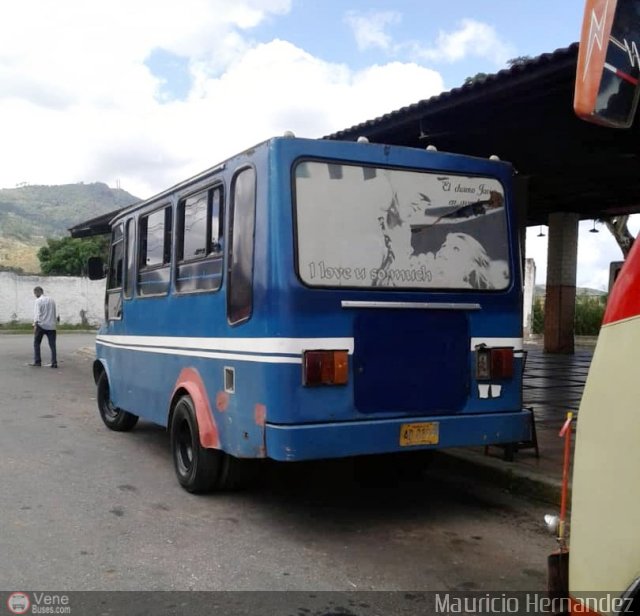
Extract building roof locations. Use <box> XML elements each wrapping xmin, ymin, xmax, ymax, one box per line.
<box><xmin>68</xmin><ymin>207</ymin><xmax>124</xmax><ymax>238</ymax></box>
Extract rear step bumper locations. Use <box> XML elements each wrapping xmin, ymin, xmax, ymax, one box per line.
<box><xmin>265</xmin><ymin>410</ymin><xmax>532</xmax><ymax>461</ymax></box>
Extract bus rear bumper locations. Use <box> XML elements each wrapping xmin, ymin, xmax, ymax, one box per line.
<box><xmin>264</xmin><ymin>410</ymin><xmax>532</xmax><ymax>461</ymax></box>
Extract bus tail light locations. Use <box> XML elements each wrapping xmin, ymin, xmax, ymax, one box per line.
<box><xmin>476</xmin><ymin>347</ymin><xmax>514</xmax><ymax>380</ymax></box>
<box><xmin>303</xmin><ymin>350</ymin><xmax>349</xmax><ymax>386</ymax></box>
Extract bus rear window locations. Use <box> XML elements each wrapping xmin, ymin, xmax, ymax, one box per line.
<box><xmin>294</xmin><ymin>161</ymin><xmax>510</xmax><ymax>290</ymax></box>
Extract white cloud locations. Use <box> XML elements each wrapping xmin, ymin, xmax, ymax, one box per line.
<box><xmin>412</xmin><ymin>19</ymin><xmax>514</xmax><ymax>65</ymax></box>
<box><xmin>344</xmin><ymin>10</ymin><xmax>402</xmax><ymax>52</ymax></box>
<box><xmin>343</xmin><ymin>13</ymin><xmax>513</xmax><ymax>71</ymax></box>
<box><xmin>0</xmin><ymin>3</ymin><xmax>445</xmax><ymax>200</ymax></box>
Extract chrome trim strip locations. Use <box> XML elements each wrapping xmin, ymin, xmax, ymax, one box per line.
<box><xmin>341</xmin><ymin>300</ymin><xmax>481</xmax><ymax>310</ymax></box>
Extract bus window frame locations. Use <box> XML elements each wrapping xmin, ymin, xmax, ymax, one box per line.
<box><xmin>107</xmin><ymin>223</ymin><xmax>125</xmax><ymax>292</ymax></box>
<box><xmin>124</xmin><ymin>217</ymin><xmax>136</xmax><ymax>300</ymax></box>
<box><xmin>291</xmin><ymin>157</ymin><xmax>511</xmax><ymax>293</ymax></box>
<box><xmin>137</xmin><ymin>203</ymin><xmax>173</xmax><ymax>298</ymax></box>
<box><xmin>106</xmin><ymin>222</ymin><xmax>125</xmax><ymax>321</ymax></box>
<box><xmin>227</xmin><ymin>165</ymin><xmax>257</xmax><ymax>326</ymax></box>
<box><xmin>174</xmin><ymin>183</ymin><xmax>225</xmax><ymax>296</ymax></box>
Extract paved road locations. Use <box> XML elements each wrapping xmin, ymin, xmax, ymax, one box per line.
<box><xmin>1</xmin><ymin>333</ymin><xmax>552</xmax><ymax>593</ymax></box>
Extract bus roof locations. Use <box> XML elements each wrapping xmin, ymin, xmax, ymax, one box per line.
<box><xmin>69</xmin><ymin>135</ymin><xmax>512</xmax><ymax>236</ymax></box>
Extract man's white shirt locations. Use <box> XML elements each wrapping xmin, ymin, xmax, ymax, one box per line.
<box><xmin>34</xmin><ymin>296</ymin><xmax>57</xmax><ymax>330</ymax></box>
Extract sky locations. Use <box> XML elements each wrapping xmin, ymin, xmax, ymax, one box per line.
<box><xmin>0</xmin><ymin>0</ymin><xmax>634</xmax><ymax>290</ymax></box>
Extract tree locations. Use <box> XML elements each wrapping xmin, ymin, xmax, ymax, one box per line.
<box><xmin>464</xmin><ymin>72</ymin><xmax>489</xmax><ymax>85</ymax></box>
<box><xmin>464</xmin><ymin>57</ymin><xmax>532</xmax><ymax>85</ymax></box>
<box><xmin>574</xmin><ymin>295</ymin><xmax>607</xmax><ymax>335</ymax></box>
<box><xmin>506</xmin><ymin>56</ymin><xmax>532</xmax><ymax>67</ymax></box>
<box><xmin>532</xmin><ymin>298</ymin><xmax>545</xmax><ymax>334</ymax></box>
<box><xmin>601</xmin><ymin>215</ymin><xmax>635</xmax><ymax>258</ymax></box>
<box><xmin>38</xmin><ymin>236</ymin><xmax>109</xmax><ymax>276</ymax></box>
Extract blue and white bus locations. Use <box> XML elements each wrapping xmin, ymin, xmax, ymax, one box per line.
<box><xmin>88</xmin><ymin>135</ymin><xmax>531</xmax><ymax>492</ymax></box>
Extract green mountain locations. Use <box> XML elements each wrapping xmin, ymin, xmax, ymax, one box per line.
<box><xmin>0</xmin><ymin>182</ymin><xmax>138</xmax><ymax>240</ymax></box>
<box><xmin>535</xmin><ymin>284</ymin><xmax>607</xmax><ymax>297</ymax></box>
<box><xmin>0</xmin><ymin>182</ymin><xmax>139</xmax><ymax>273</ymax></box>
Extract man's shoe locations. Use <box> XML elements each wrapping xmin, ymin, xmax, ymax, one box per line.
<box><xmin>50</xmin><ymin>364</ymin><xmax>58</xmax><ymax>369</ymax></box>
<box><xmin>27</xmin><ymin>362</ymin><xmax>41</xmax><ymax>367</ymax></box>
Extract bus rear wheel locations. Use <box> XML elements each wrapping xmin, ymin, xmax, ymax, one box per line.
<box><xmin>97</xmin><ymin>371</ymin><xmax>139</xmax><ymax>432</ymax></box>
<box><xmin>170</xmin><ymin>395</ymin><xmax>253</xmax><ymax>493</ymax></box>
<box><xmin>170</xmin><ymin>395</ymin><xmax>224</xmax><ymax>493</ymax></box>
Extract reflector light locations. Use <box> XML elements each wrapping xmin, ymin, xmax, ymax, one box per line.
<box><xmin>476</xmin><ymin>348</ymin><xmax>491</xmax><ymax>380</ymax></box>
<box><xmin>475</xmin><ymin>346</ymin><xmax>514</xmax><ymax>380</ymax></box>
<box><xmin>303</xmin><ymin>350</ymin><xmax>349</xmax><ymax>386</ymax></box>
<box><xmin>491</xmin><ymin>348</ymin><xmax>514</xmax><ymax>379</ymax></box>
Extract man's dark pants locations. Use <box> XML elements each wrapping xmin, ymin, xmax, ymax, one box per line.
<box><xmin>34</xmin><ymin>326</ymin><xmax>57</xmax><ymax>366</ymax></box>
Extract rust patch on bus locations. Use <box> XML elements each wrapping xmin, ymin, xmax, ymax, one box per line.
<box><xmin>254</xmin><ymin>403</ymin><xmax>267</xmax><ymax>426</ymax></box>
<box><xmin>216</xmin><ymin>391</ymin><xmax>229</xmax><ymax>412</ymax></box>
<box><xmin>172</xmin><ymin>367</ymin><xmax>219</xmax><ymax>449</ymax></box>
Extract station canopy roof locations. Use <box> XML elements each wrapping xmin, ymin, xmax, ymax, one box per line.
<box><xmin>70</xmin><ymin>43</ymin><xmax>640</xmax><ymax>238</ymax></box>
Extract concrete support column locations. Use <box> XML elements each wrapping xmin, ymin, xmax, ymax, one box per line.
<box><xmin>523</xmin><ymin>259</ymin><xmax>536</xmax><ymax>338</ymax></box>
<box><xmin>544</xmin><ymin>212</ymin><xmax>579</xmax><ymax>354</ymax></box>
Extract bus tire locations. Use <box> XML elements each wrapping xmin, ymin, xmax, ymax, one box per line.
<box><xmin>170</xmin><ymin>395</ymin><xmax>222</xmax><ymax>493</ymax></box>
<box><xmin>97</xmin><ymin>371</ymin><xmax>139</xmax><ymax>432</ymax></box>
<box><xmin>217</xmin><ymin>454</ymin><xmax>254</xmax><ymax>491</ymax></box>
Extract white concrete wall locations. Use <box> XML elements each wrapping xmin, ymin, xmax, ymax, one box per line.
<box><xmin>0</xmin><ymin>272</ymin><xmax>105</xmax><ymax>326</ymax></box>
<box><xmin>523</xmin><ymin>258</ymin><xmax>536</xmax><ymax>338</ymax></box>
<box><xmin>3</xmin><ymin>264</ymin><xmax>540</xmax><ymax>331</ymax></box>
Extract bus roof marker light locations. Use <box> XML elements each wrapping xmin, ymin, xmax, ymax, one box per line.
<box><xmin>357</xmin><ymin>136</ymin><xmax>369</xmax><ymax>143</ymax></box>
<box><xmin>283</xmin><ymin>130</ymin><xmax>295</xmax><ymax>138</ymax></box>
<box><xmin>489</xmin><ymin>154</ymin><xmax>500</xmax><ymax>161</ymax></box>
<box><xmin>426</xmin><ymin>145</ymin><xmax>438</xmax><ymax>151</ymax></box>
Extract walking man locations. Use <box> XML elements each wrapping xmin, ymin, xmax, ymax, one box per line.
<box><xmin>30</xmin><ymin>286</ymin><xmax>58</xmax><ymax>368</ymax></box>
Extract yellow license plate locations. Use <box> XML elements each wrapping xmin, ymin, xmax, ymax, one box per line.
<box><xmin>400</xmin><ymin>422</ymin><xmax>439</xmax><ymax>446</ymax></box>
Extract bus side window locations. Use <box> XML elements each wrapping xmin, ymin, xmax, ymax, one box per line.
<box><xmin>227</xmin><ymin>167</ymin><xmax>256</xmax><ymax>325</ymax></box>
<box><xmin>176</xmin><ymin>185</ymin><xmax>224</xmax><ymax>293</ymax></box>
<box><xmin>106</xmin><ymin>223</ymin><xmax>124</xmax><ymax>320</ymax></box>
<box><xmin>108</xmin><ymin>224</ymin><xmax>124</xmax><ymax>290</ymax></box>
<box><xmin>140</xmin><ymin>207</ymin><xmax>171</xmax><ymax>268</ymax></box>
<box><xmin>211</xmin><ymin>186</ymin><xmax>223</xmax><ymax>255</ymax></box>
<box><xmin>124</xmin><ymin>218</ymin><xmax>135</xmax><ymax>299</ymax></box>
<box><xmin>138</xmin><ymin>205</ymin><xmax>172</xmax><ymax>296</ymax></box>
<box><xmin>179</xmin><ymin>190</ymin><xmax>208</xmax><ymax>261</ymax></box>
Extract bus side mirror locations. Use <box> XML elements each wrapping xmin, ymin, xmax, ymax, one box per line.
<box><xmin>574</xmin><ymin>0</ymin><xmax>640</xmax><ymax>128</ymax></box>
<box><xmin>87</xmin><ymin>256</ymin><xmax>106</xmax><ymax>280</ymax></box>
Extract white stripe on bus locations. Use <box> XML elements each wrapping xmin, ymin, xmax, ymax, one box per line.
<box><xmin>97</xmin><ymin>335</ymin><xmax>521</xmax><ymax>355</ymax></box>
<box><xmin>96</xmin><ymin>340</ymin><xmax>304</xmax><ymax>364</ymax></box>
<box><xmin>96</xmin><ymin>335</ymin><xmax>355</xmax><ymax>361</ymax></box>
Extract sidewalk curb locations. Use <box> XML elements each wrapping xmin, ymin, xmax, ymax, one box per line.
<box><xmin>436</xmin><ymin>449</ymin><xmax>563</xmax><ymax>505</ymax></box>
